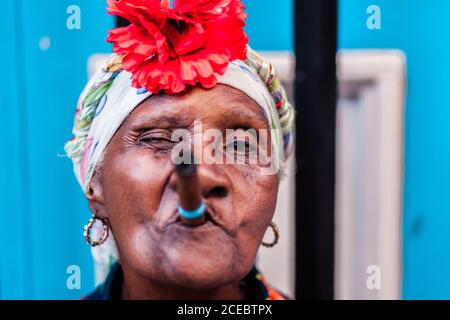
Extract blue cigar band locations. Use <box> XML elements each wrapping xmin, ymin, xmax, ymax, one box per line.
<box><xmin>178</xmin><ymin>203</ymin><xmax>205</xmax><ymax>220</ymax></box>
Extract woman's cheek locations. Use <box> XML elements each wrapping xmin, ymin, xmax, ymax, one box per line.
<box><xmin>103</xmin><ymin>150</ymin><xmax>171</xmax><ymax>227</ymax></box>
<box><xmin>103</xmin><ymin>151</ymin><xmax>170</xmax><ymax>263</ymax></box>
<box><xmin>114</xmin><ymin>150</ymin><xmax>171</xmax><ymax>185</ymax></box>
<box><xmin>234</xmin><ymin>172</ymin><xmax>278</xmax><ymax>231</ymax></box>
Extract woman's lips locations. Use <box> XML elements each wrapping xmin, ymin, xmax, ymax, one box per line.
<box><xmin>164</xmin><ymin>212</ymin><xmax>225</xmax><ymax>236</ymax></box>
<box><xmin>172</xmin><ymin>219</ymin><xmax>219</xmax><ymax>231</ymax></box>
<box><xmin>174</xmin><ymin>210</ymin><xmax>216</xmax><ymax>228</ymax></box>
<box><xmin>163</xmin><ymin>205</ymin><xmax>233</xmax><ymax>236</ymax></box>
<box><xmin>175</xmin><ymin>210</ymin><xmax>211</xmax><ymax>224</ymax></box>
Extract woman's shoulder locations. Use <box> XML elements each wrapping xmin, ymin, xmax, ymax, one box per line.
<box><xmin>244</xmin><ymin>266</ymin><xmax>291</xmax><ymax>300</ymax></box>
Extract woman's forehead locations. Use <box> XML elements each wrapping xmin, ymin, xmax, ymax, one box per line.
<box><xmin>126</xmin><ymin>84</ymin><xmax>270</xmax><ymax>129</ymax></box>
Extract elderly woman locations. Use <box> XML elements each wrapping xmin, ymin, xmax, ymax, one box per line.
<box><xmin>65</xmin><ymin>0</ymin><xmax>294</xmax><ymax>300</ymax></box>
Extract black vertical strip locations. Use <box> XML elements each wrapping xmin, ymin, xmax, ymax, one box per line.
<box><xmin>294</xmin><ymin>0</ymin><xmax>337</xmax><ymax>299</ymax></box>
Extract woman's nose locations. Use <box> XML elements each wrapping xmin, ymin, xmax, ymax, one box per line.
<box><xmin>196</xmin><ymin>165</ymin><xmax>230</xmax><ymax>199</ymax></box>
<box><xmin>169</xmin><ymin>164</ymin><xmax>230</xmax><ymax>199</ymax></box>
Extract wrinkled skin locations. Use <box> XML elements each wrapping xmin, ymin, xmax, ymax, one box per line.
<box><xmin>87</xmin><ymin>84</ymin><xmax>279</xmax><ymax>299</ymax></box>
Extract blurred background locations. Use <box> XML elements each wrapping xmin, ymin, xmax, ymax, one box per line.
<box><xmin>0</xmin><ymin>0</ymin><xmax>449</xmax><ymax>299</ymax></box>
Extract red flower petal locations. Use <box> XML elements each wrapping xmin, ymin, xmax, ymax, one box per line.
<box><xmin>106</xmin><ymin>0</ymin><xmax>248</xmax><ymax>94</ymax></box>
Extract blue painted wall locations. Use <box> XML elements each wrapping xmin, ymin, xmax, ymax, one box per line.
<box><xmin>0</xmin><ymin>0</ymin><xmax>292</xmax><ymax>299</ymax></box>
<box><xmin>245</xmin><ymin>0</ymin><xmax>293</xmax><ymax>51</ymax></box>
<box><xmin>339</xmin><ymin>0</ymin><xmax>450</xmax><ymax>299</ymax></box>
<box><xmin>4</xmin><ymin>0</ymin><xmax>447</xmax><ymax>301</ymax></box>
<box><xmin>0</xmin><ymin>0</ymin><xmax>113</xmax><ymax>299</ymax></box>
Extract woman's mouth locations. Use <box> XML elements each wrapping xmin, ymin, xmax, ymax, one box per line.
<box><xmin>164</xmin><ymin>211</ymin><xmax>227</xmax><ymax>238</ymax></box>
<box><xmin>174</xmin><ymin>218</ymin><xmax>218</xmax><ymax>232</ymax></box>
<box><xmin>160</xmin><ymin>204</ymin><xmax>235</xmax><ymax>237</ymax></box>
<box><xmin>176</xmin><ymin>209</ymin><xmax>210</xmax><ymax>224</ymax></box>
<box><xmin>162</xmin><ymin>207</ymin><xmax>232</xmax><ymax>236</ymax></box>
<box><xmin>174</xmin><ymin>210</ymin><xmax>221</xmax><ymax>231</ymax></box>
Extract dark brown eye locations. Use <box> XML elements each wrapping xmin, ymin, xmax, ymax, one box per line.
<box><xmin>234</xmin><ymin>139</ymin><xmax>250</xmax><ymax>151</ymax></box>
<box><xmin>140</xmin><ymin>136</ymin><xmax>166</xmax><ymax>144</ymax></box>
<box><xmin>225</xmin><ymin>137</ymin><xmax>256</xmax><ymax>154</ymax></box>
<box><xmin>138</xmin><ymin>130</ymin><xmax>176</xmax><ymax>152</ymax></box>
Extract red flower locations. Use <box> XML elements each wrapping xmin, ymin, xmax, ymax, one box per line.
<box><xmin>106</xmin><ymin>0</ymin><xmax>248</xmax><ymax>94</ymax></box>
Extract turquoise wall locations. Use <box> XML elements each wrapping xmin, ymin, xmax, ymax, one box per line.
<box><xmin>0</xmin><ymin>0</ymin><xmax>113</xmax><ymax>299</ymax></box>
<box><xmin>6</xmin><ymin>0</ymin><xmax>445</xmax><ymax>300</ymax></box>
<box><xmin>246</xmin><ymin>0</ymin><xmax>293</xmax><ymax>50</ymax></box>
<box><xmin>0</xmin><ymin>0</ymin><xmax>293</xmax><ymax>299</ymax></box>
<box><xmin>339</xmin><ymin>0</ymin><xmax>450</xmax><ymax>299</ymax></box>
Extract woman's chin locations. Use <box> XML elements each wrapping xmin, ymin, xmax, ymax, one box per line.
<box><xmin>163</xmin><ymin>264</ymin><xmax>237</xmax><ymax>290</ymax></box>
<box><xmin>157</xmin><ymin>234</ymin><xmax>241</xmax><ymax>289</ymax></box>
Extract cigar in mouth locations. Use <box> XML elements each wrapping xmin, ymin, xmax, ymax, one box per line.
<box><xmin>175</xmin><ymin>160</ymin><xmax>206</xmax><ymax>226</ymax></box>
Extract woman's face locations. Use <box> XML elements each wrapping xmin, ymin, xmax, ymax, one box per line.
<box><xmin>88</xmin><ymin>84</ymin><xmax>279</xmax><ymax>290</ymax></box>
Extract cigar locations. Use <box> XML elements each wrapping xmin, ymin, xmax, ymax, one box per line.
<box><xmin>175</xmin><ymin>160</ymin><xmax>206</xmax><ymax>226</ymax></box>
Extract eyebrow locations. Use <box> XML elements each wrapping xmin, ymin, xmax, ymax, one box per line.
<box><xmin>130</xmin><ymin>114</ymin><xmax>191</xmax><ymax>131</ymax></box>
<box><xmin>220</xmin><ymin>105</ymin><xmax>270</xmax><ymax>130</ymax></box>
<box><xmin>128</xmin><ymin>98</ymin><xmax>270</xmax><ymax>131</ymax></box>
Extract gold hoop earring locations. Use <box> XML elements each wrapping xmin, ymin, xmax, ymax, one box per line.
<box><xmin>83</xmin><ymin>215</ymin><xmax>109</xmax><ymax>247</ymax></box>
<box><xmin>262</xmin><ymin>222</ymin><xmax>279</xmax><ymax>248</ymax></box>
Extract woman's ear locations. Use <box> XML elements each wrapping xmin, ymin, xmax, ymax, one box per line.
<box><xmin>86</xmin><ymin>172</ymin><xmax>108</xmax><ymax>220</ymax></box>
